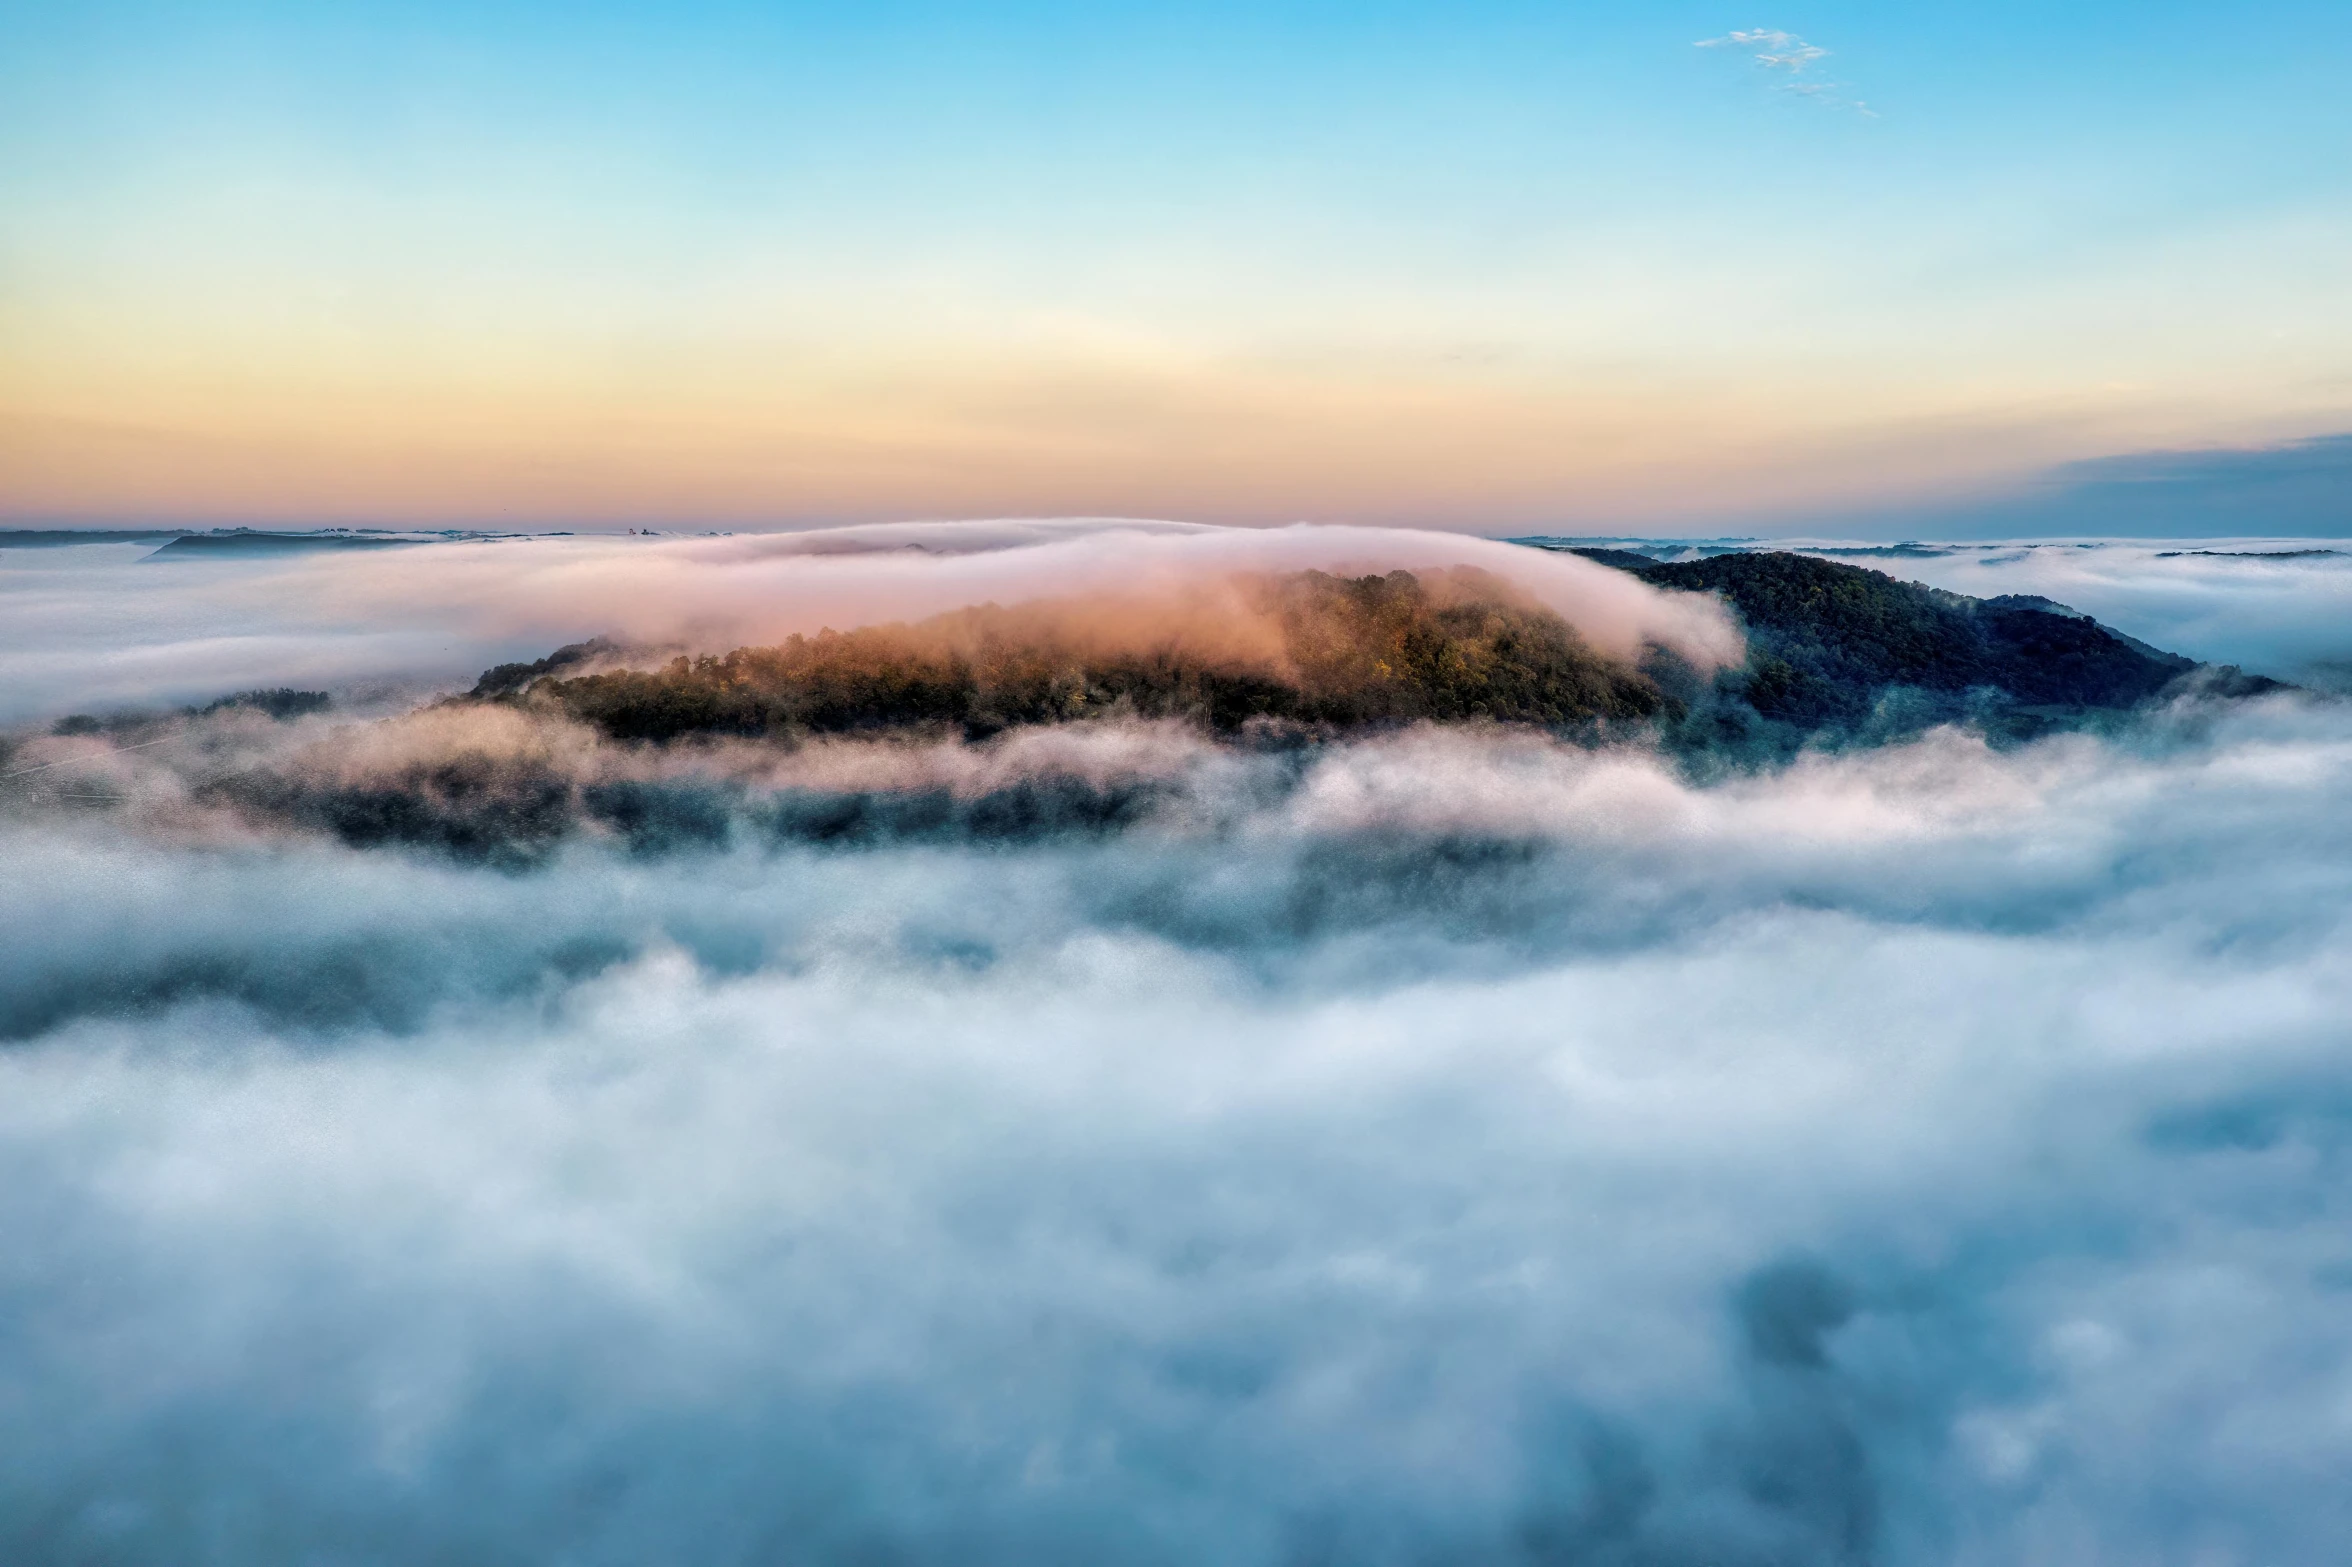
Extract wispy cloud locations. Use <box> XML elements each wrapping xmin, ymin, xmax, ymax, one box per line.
<box><xmin>1696</xmin><ymin>27</ymin><xmax>1876</xmax><ymax>116</ymax></box>
<box><xmin>1697</xmin><ymin>28</ymin><xmax>1828</xmax><ymax>72</ymax></box>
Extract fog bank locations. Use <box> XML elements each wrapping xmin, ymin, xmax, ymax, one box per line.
<box><xmin>4</xmin><ymin>694</ymin><xmax>2351</xmax><ymax>1563</ymax></box>
<box><xmin>2</xmin><ymin>527</ymin><xmax>2348</xmax><ymax>1564</ymax></box>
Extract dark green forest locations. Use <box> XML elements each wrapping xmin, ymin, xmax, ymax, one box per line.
<box><xmin>1614</xmin><ymin>552</ymin><xmax>2201</xmax><ymax>729</ymax></box>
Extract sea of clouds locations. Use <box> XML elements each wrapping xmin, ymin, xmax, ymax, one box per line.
<box><xmin>2</xmin><ymin>526</ymin><xmax>2349</xmax><ymax>1565</ymax></box>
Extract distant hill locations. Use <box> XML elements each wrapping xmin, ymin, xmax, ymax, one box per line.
<box><xmin>144</xmin><ymin>531</ymin><xmax>416</xmax><ymax>559</ymax></box>
<box><xmin>0</xmin><ymin>529</ymin><xmax>183</xmax><ymax>549</ymax></box>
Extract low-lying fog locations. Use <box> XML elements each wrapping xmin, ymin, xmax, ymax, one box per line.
<box><xmin>2</xmin><ymin>525</ymin><xmax>2348</xmax><ymax>1565</ymax></box>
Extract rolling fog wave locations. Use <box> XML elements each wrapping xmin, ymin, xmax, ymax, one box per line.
<box><xmin>4</xmin><ymin>695</ymin><xmax>2352</xmax><ymax>1564</ymax></box>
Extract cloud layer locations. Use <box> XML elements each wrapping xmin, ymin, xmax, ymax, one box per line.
<box><xmin>2</xmin><ymin>529</ymin><xmax>2349</xmax><ymax>1563</ymax></box>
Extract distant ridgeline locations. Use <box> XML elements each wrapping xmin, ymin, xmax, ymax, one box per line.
<box><xmin>469</xmin><ymin>556</ymin><xmax>2279</xmax><ymax>751</ymax></box>
<box><xmin>0</xmin><ymin>526</ymin><xmax>554</xmax><ymax>557</ymax></box>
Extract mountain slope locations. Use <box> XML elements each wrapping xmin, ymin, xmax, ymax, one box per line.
<box><xmin>1613</xmin><ymin>552</ymin><xmax>2199</xmax><ymax>730</ymax></box>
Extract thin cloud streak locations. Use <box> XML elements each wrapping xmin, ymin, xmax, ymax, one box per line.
<box><xmin>1696</xmin><ymin>26</ymin><xmax>1876</xmax><ymax>116</ymax></box>
<box><xmin>1695</xmin><ymin>28</ymin><xmax>1829</xmax><ymax>72</ymax></box>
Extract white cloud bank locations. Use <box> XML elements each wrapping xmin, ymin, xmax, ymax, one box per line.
<box><xmin>1</xmin><ymin>528</ymin><xmax>2349</xmax><ymax>1563</ymax></box>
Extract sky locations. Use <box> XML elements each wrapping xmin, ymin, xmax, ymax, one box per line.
<box><xmin>4</xmin><ymin>1</ymin><xmax>2350</xmax><ymax>532</ymax></box>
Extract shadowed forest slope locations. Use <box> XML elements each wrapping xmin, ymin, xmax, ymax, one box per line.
<box><xmin>1554</xmin><ymin>549</ymin><xmax>2272</xmax><ymax>738</ymax></box>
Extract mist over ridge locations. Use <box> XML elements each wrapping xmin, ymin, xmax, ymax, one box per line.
<box><xmin>2</xmin><ymin>522</ymin><xmax>2350</xmax><ymax>1564</ymax></box>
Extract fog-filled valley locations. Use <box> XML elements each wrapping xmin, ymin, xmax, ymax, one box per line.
<box><xmin>4</xmin><ymin>525</ymin><xmax>2350</xmax><ymax>1565</ymax></box>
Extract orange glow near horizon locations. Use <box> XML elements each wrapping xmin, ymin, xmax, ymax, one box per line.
<box><xmin>10</xmin><ymin>331</ymin><xmax>2340</xmax><ymax>530</ymax></box>
<box><xmin>9</xmin><ymin>6</ymin><xmax>2351</xmax><ymax>532</ymax></box>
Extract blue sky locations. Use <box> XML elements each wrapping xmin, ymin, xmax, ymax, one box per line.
<box><xmin>4</xmin><ymin>1</ymin><xmax>2349</xmax><ymax>530</ymax></box>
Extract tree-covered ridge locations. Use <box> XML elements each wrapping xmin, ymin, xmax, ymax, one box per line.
<box><xmin>1577</xmin><ymin>550</ymin><xmax>2216</xmax><ymax>730</ymax></box>
<box><xmin>498</xmin><ymin>568</ymin><xmax>1670</xmax><ymax>742</ymax></box>
<box><xmin>472</xmin><ymin>553</ymin><xmax>2256</xmax><ymax>757</ymax></box>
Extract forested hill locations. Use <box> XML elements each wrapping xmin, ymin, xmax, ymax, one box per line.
<box><xmin>462</xmin><ymin>554</ymin><xmax>2271</xmax><ymax>752</ymax></box>
<box><xmin>487</xmin><ymin>569</ymin><xmax>1669</xmax><ymax>743</ymax></box>
<box><xmin>1561</xmin><ymin>548</ymin><xmax>2271</xmax><ymax>735</ymax></box>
